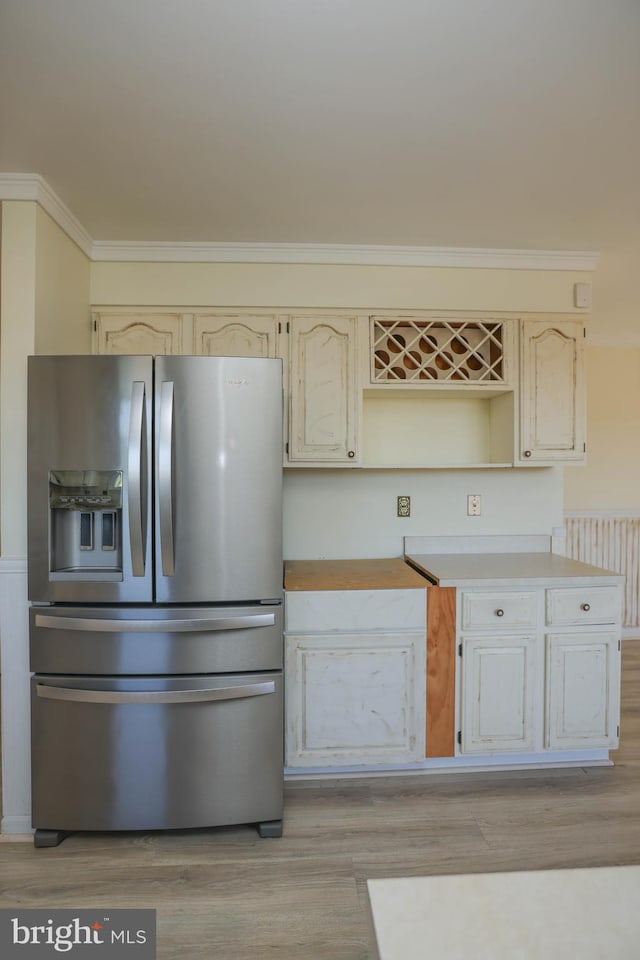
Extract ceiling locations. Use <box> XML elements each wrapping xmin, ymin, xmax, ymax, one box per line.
<box><xmin>1</xmin><ymin>0</ymin><xmax>639</xmax><ymax>250</ymax></box>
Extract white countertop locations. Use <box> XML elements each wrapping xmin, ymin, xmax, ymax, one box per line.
<box><xmin>367</xmin><ymin>866</ymin><xmax>640</xmax><ymax>959</ymax></box>
<box><xmin>404</xmin><ymin>551</ymin><xmax>622</xmax><ymax>587</ymax></box>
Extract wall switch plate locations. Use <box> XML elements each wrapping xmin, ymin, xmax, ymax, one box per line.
<box><xmin>574</xmin><ymin>282</ymin><xmax>592</xmax><ymax>309</ymax></box>
<box><xmin>397</xmin><ymin>495</ymin><xmax>411</xmax><ymax>517</ymax></box>
<box><xmin>467</xmin><ymin>494</ymin><xmax>482</xmax><ymax>516</ymax></box>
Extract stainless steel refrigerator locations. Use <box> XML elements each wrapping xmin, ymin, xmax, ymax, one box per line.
<box><xmin>27</xmin><ymin>355</ymin><xmax>284</xmax><ymax>847</ymax></box>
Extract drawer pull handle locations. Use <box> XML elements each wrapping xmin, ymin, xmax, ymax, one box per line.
<box><xmin>581</xmin><ymin>602</ymin><xmax>591</xmax><ymax>612</ymax></box>
<box><xmin>495</xmin><ymin>608</ymin><xmax>505</xmax><ymax>617</ymax></box>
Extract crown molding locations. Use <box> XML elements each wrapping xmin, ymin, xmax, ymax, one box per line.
<box><xmin>1</xmin><ymin>173</ymin><xmax>599</xmax><ymax>270</ymax></box>
<box><xmin>91</xmin><ymin>240</ymin><xmax>599</xmax><ymax>271</ymax></box>
<box><xmin>0</xmin><ymin>173</ymin><xmax>93</xmax><ymax>257</ymax></box>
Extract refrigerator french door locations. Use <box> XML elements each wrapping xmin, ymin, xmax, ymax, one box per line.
<box><xmin>27</xmin><ymin>355</ymin><xmax>284</xmax><ymax>847</ymax></box>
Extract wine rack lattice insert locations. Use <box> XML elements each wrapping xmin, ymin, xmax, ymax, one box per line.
<box><xmin>371</xmin><ymin>318</ymin><xmax>506</xmax><ymax>383</ymax></box>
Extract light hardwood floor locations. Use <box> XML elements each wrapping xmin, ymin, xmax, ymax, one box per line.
<box><xmin>2</xmin><ymin>641</ymin><xmax>640</xmax><ymax>959</ymax></box>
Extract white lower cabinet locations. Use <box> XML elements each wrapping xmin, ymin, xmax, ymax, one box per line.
<box><xmin>286</xmin><ymin>632</ymin><xmax>425</xmax><ymax>766</ymax></box>
<box><xmin>546</xmin><ymin>632</ymin><xmax>620</xmax><ymax>749</ymax></box>
<box><xmin>460</xmin><ymin>635</ymin><xmax>537</xmax><ymax>754</ymax></box>
<box><xmin>458</xmin><ymin>583</ymin><xmax>622</xmax><ymax>757</ymax></box>
<box><xmin>285</xmin><ymin>588</ymin><xmax>426</xmax><ymax>768</ymax></box>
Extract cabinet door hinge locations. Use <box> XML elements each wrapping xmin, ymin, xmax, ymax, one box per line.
<box><xmin>285</xmin><ymin>441</ymin><xmax>289</xmax><ymax>455</ymax></box>
<box><xmin>458</xmin><ymin>643</ymin><xmax>463</xmax><ymax>657</ymax></box>
<box><xmin>93</xmin><ymin>318</ymin><xmax>97</xmax><ymax>332</ymax></box>
<box><xmin>457</xmin><ymin>731</ymin><xmax>462</xmax><ymax>745</ymax></box>
<box><xmin>583</xmin><ymin>442</ymin><xmax>587</xmax><ymax>453</ymax></box>
<box><xmin>617</xmin><ymin>725</ymin><xmax>620</xmax><ymax>738</ymax></box>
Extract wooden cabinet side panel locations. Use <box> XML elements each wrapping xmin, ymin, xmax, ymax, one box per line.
<box><xmin>426</xmin><ymin>586</ymin><xmax>456</xmax><ymax>757</ymax></box>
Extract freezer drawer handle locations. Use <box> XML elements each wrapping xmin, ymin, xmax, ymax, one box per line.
<box><xmin>34</xmin><ymin>612</ymin><xmax>276</xmax><ymax>633</ymax></box>
<box><xmin>128</xmin><ymin>380</ymin><xmax>147</xmax><ymax>577</ymax></box>
<box><xmin>36</xmin><ymin>680</ymin><xmax>276</xmax><ymax>705</ymax></box>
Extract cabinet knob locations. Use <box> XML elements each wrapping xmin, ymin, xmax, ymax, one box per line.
<box><xmin>495</xmin><ymin>608</ymin><xmax>505</xmax><ymax>617</ymax></box>
<box><xmin>523</xmin><ymin>450</ymin><xmax>532</xmax><ymax>458</ymax></box>
<box><xmin>581</xmin><ymin>602</ymin><xmax>591</xmax><ymax>612</ymax></box>
<box><xmin>347</xmin><ymin>450</ymin><xmax>355</xmax><ymax>458</ymax></box>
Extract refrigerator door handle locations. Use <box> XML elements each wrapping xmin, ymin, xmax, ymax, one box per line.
<box><xmin>158</xmin><ymin>379</ymin><xmax>175</xmax><ymax>576</ymax></box>
<box><xmin>34</xmin><ymin>612</ymin><xmax>276</xmax><ymax>632</ymax></box>
<box><xmin>128</xmin><ymin>380</ymin><xmax>147</xmax><ymax>577</ymax></box>
<box><xmin>35</xmin><ymin>680</ymin><xmax>276</xmax><ymax>705</ymax></box>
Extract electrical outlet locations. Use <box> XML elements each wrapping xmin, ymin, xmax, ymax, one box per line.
<box><xmin>397</xmin><ymin>495</ymin><xmax>411</xmax><ymax>518</ymax></box>
<box><xmin>467</xmin><ymin>494</ymin><xmax>481</xmax><ymax>516</ymax></box>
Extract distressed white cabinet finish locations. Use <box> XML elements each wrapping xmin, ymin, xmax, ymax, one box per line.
<box><xmin>461</xmin><ymin>590</ymin><xmax>537</xmax><ymax>630</ymax></box>
<box><xmin>546</xmin><ymin>632</ymin><xmax>620</xmax><ymax>749</ymax></box>
<box><xmin>94</xmin><ymin>310</ymin><xmax>186</xmax><ymax>355</ymax></box>
<box><xmin>285</xmin><ymin>584</ymin><xmax>426</xmax><ymax>768</ymax></box>
<box><xmin>546</xmin><ymin>586</ymin><xmax>620</xmax><ymax>626</ymax></box>
<box><xmin>519</xmin><ymin>318</ymin><xmax>585</xmax><ymax>464</ymax></box>
<box><xmin>286</xmin><ymin>630</ymin><xmax>425</xmax><ymax>766</ymax></box>
<box><xmin>288</xmin><ymin>315</ymin><xmax>359</xmax><ymax>462</ymax></box>
<box><xmin>456</xmin><ymin>583</ymin><xmax>621</xmax><ymax>757</ymax></box>
<box><xmin>93</xmin><ymin>306</ymin><xmax>588</xmax><ymax>469</ymax></box>
<box><xmin>192</xmin><ymin>312</ymin><xmax>282</xmax><ymax>358</ymax></box>
<box><xmin>460</xmin><ymin>634</ymin><xmax>537</xmax><ymax>753</ymax></box>
<box><xmin>92</xmin><ymin>307</ymin><xmax>359</xmax><ymax>466</ymax></box>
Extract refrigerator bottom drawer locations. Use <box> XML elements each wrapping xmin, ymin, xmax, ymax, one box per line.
<box><xmin>31</xmin><ymin>673</ymin><xmax>283</xmax><ymax>833</ymax></box>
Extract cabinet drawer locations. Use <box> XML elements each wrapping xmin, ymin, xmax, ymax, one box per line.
<box><xmin>546</xmin><ymin>587</ymin><xmax>620</xmax><ymax>626</ymax></box>
<box><xmin>285</xmin><ymin>589</ymin><xmax>426</xmax><ymax>633</ymax></box>
<box><xmin>460</xmin><ymin>591</ymin><xmax>537</xmax><ymax>631</ymax></box>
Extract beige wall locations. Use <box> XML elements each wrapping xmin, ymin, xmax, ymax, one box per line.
<box><xmin>0</xmin><ymin>202</ymin><xmax>37</xmax><ymax>556</ymax></box>
<box><xmin>35</xmin><ymin>206</ymin><xmax>91</xmax><ymax>354</ymax></box>
<box><xmin>0</xmin><ymin>202</ymin><xmax>91</xmax><ymax>557</ymax></box>
<box><xmin>564</xmin><ymin>347</ymin><xmax>640</xmax><ymax>511</ymax></box>
<box><xmin>90</xmin><ymin>260</ymin><xmax>591</xmax><ymax>314</ymax></box>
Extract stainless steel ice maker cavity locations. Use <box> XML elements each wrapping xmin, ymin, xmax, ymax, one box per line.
<box><xmin>48</xmin><ymin>469</ymin><xmax>123</xmax><ymax>578</ymax></box>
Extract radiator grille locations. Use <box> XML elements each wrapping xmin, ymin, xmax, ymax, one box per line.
<box><xmin>563</xmin><ymin>514</ymin><xmax>640</xmax><ymax>630</ymax></box>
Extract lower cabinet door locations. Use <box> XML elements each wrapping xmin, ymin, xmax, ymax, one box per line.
<box><xmin>546</xmin><ymin>632</ymin><xmax>620</xmax><ymax>749</ymax></box>
<box><xmin>285</xmin><ymin>632</ymin><xmax>426</xmax><ymax>766</ymax></box>
<box><xmin>460</xmin><ymin>635</ymin><xmax>537</xmax><ymax>753</ymax></box>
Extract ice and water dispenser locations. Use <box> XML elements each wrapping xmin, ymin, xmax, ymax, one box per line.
<box><xmin>48</xmin><ymin>470</ymin><xmax>123</xmax><ymax>579</ymax></box>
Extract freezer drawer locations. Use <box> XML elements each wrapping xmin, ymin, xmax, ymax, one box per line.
<box><xmin>29</xmin><ymin>603</ymin><xmax>283</xmax><ymax>674</ymax></box>
<box><xmin>31</xmin><ymin>673</ymin><xmax>283</xmax><ymax>833</ymax></box>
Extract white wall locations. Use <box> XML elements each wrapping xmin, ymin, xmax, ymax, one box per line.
<box><xmin>284</xmin><ymin>467</ymin><xmax>563</xmax><ymax>559</ymax></box>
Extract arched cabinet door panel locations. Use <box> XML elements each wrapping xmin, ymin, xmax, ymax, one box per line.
<box><xmin>94</xmin><ymin>312</ymin><xmax>185</xmax><ymax>355</ymax></box>
<box><xmin>519</xmin><ymin>318</ymin><xmax>585</xmax><ymax>464</ymax></box>
<box><xmin>193</xmin><ymin>313</ymin><xmax>281</xmax><ymax>358</ymax></box>
<box><xmin>288</xmin><ymin>315</ymin><xmax>359</xmax><ymax>462</ymax></box>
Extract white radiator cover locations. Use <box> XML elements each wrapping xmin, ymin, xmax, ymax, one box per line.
<box><xmin>562</xmin><ymin>513</ymin><xmax>640</xmax><ymax>632</ymax></box>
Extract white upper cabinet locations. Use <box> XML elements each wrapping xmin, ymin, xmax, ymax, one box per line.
<box><xmin>193</xmin><ymin>312</ymin><xmax>281</xmax><ymax>358</ymax></box>
<box><xmin>92</xmin><ymin>307</ymin><xmax>588</xmax><ymax>469</ymax></box>
<box><xmin>519</xmin><ymin>318</ymin><xmax>585</xmax><ymax>464</ymax></box>
<box><xmin>94</xmin><ymin>311</ymin><xmax>186</xmax><ymax>355</ymax></box>
<box><xmin>288</xmin><ymin>315</ymin><xmax>359</xmax><ymax>463</ymax></box>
